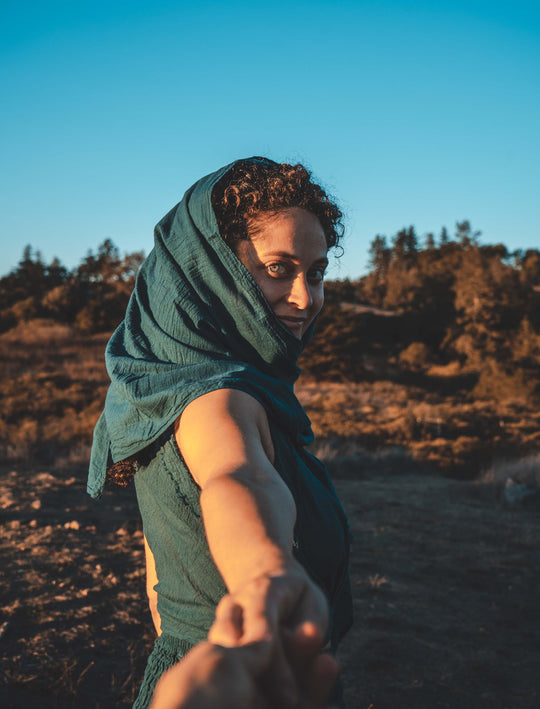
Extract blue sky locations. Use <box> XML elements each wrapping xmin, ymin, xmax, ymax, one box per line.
<box><xmin>1</xmin><ymin>0</ymin><xmax>539</xmax><ymax>280</ymax></box>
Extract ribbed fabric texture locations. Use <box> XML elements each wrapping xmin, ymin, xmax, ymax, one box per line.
<box><xmin>132</xmin><ymin>634</ymin><xmax>192</xmax><ymax>709</ymax></box>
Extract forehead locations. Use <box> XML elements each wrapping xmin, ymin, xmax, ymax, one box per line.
<box><xmin>248</xmin><ymin>207</ymin><xmax>327</xmax><ymax>258</ymax></box>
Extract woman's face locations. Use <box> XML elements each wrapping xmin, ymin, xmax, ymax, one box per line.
<box><xmin>234</xmin><ymin>207</ymin><xmax>328</xmax><ymax>339</ymax></box>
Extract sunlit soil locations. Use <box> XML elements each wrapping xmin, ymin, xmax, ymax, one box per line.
<box><xmin>0</xmin><ymin>465</ymin><xmax>154</xmax><ymax>707</ymax></box>
<box><xmin>1</xmin><ymin>460</ymin><xmax>539</xmax><ymax>708</ymax></box>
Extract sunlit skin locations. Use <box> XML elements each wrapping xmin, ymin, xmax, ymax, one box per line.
<box><xmin>234</xmin><ymin>207</ymin><xmax>329</xmax><ymax>339</ymax></box>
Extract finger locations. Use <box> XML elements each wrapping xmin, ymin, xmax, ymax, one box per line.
<box><xmin>244</xmin><ymin>574</ymin><xmax>326</xmax><ymax>644</ymax></box>
<box><xmin>258</xmin><ymin>635</ymin><xmax>299</xmax><ymax>709</ymax></box>
<box><xmin>237</xmin><ymin>583</ymin><xmax>275</xmax><ymax>645</ymax></box>
<box><xmin>285</xmin><ymin>582</ymin><xmax>329</xmax><ymax>638</ymax></box>
<box><xmin>291</xmin><ymin>621</ymin><xmax>324</xmax><ymax>655</ymax></box>
<box><xmin>282</xmin><ymin>624</ymin><xmax>338</xmax><ymax>709</ymax></box>
<box><xmin>209</xmin><ymin>596</ymin><xmax>245</xmax><ymax>646</ymax></box>
<box><xmin>226</xmin><ymin>580</ymin><xmax>301</xmax><ymax>706</ymax></box>
<box><xmin>282</xmin><ymin>621</ymin><xmax>323</xmax><ymax>676</ymax></box>
<box><xmin>305</xmin><ymin>652</ymin><xmax>340</xmax><ymax>708</ymax></box>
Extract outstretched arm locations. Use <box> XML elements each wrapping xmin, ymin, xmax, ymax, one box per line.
<box><xmin>175</xmin><ymin>388</ymin><xmax>329</xmax><ymax>706</ymax></box>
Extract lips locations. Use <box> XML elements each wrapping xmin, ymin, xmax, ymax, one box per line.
<box><xmin>276</xmin><ymin>315</ymin><xmax>309</xmax><ymax>338</ymax></box>
<box><xmin>277</xmin><ymin>316</ymin><xmax>307</xmax><ymax>327</ymax></box>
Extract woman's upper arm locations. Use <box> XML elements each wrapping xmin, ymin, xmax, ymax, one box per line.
<box><xmin>174</xmin><ymin>389</ymin><xmax>275</xmax><ymax>490</ymax></box>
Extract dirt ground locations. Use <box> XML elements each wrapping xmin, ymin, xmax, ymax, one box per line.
<box><xmin>1</xmin><ymin>457</ymin><xmax>539</xmax><ymax>708</ymax></box>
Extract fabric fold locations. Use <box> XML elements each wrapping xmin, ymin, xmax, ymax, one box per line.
<box><xmin>88</xmin><ymin>157</ymin><xmax>315</xmax><ymax>499</ymax></box>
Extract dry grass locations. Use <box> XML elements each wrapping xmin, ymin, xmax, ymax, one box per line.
<box><xmin>1</xmin><ymin>320</ymin><xmax>539</xmax><ymax>480</ymax></box>
<box><xmin>296</xmin><ymin>380</ymin><xmax>540</xmax><ymax>477</ymax></box>
<box><xmin>0</xmin><ymin>320</ymin><xmax>109</xmax><ymax>464</ymax></box>
<box><xmin>0</xmin><ymin>319</ymin><xmax>74</xmax><ymax>345</ymax></box>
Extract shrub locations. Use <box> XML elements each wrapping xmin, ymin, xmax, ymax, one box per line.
<box><xmin>398</xmin><ymin>342</ymin><xmax>431</xmax><ymax>371</ymax></box>
<box><xmin>473</xmin><ymin>359</ymin><xmax>538</xmax><ymax>402</ymax></box>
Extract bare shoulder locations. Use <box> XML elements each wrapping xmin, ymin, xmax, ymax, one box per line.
<box><xmin>177</xmin><ymin>389</ymin><xmax>270</xmax><ymax>435</ymax></box>
<box><xmin>174</xmin><ymin>389</ymin><xmax>275</xmax><ymax>487</ymax></box>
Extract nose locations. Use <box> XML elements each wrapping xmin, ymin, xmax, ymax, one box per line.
<box><xmin>287</xmin><ymin>274</ymin><xmax>313</xmax><ymax>310</ymax></box>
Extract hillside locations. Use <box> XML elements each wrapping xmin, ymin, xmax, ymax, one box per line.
<box><xmin>0</xmin><ymin>319</ymin><xmax>538</xmax><ymax>478</ymax></box>
<box><xmin>1</xmin><ymin>227</ymin><xmax>540</xmax><ymax>474</ymax></box>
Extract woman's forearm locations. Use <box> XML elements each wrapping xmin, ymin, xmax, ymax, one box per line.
<box><xmin>200</xmin><ymin>468</ymin><xmax>297</xmax><ymax>594</ymax></box>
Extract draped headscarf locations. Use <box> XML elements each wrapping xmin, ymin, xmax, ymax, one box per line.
<box><xmin>87</xmin><ymin>158</ymin><xmax>316</xmax><ymax>499</ymax></box>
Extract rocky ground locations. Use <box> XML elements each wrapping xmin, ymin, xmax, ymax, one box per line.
<box><xmin>1</xmin><ymin>452</ymin><xmax>539</xmax><ymax>708</ymax></box>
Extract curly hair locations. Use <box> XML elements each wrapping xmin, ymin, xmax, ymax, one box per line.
<box><xmin>211</xmin><ymin>157</ymin><xmax>344</xmax><ymax>251</ymax></box>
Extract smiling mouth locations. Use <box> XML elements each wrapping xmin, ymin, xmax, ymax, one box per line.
<box><xmin>278</xmin><ymin>316</ymin><xmax>307</xmax><ymax>332</ymax></box>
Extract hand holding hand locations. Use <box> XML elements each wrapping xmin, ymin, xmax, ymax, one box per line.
<box><xmin>151</xmin><ymin>589</ymin><xmax>338</xmax><ymax>709</ymax></box>
<box><xmin>150</xmin><ymin>639</ymin><xmax>272</xmax><ymax>709</ymax></box>
<box><xmin>212</xmin><ymin>559</ymin><xmax>328</xmax><ymax>645</ymax></box>
<box><xmin>209</xmin><ymin>568</ymin><xmax>335</xmax><ymax>708</ymax></box>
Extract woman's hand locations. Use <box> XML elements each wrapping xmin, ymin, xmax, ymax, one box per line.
<box><xmin>211</xmin><ymin>561</ymin><xmax>328</xmax><ymax>646</ymax></box>
<box><xmin>210</xmin><ymin>571</ymin><xmax>332</xmax><ymax>708</ymax></box>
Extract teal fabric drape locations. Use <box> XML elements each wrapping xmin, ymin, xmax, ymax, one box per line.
<box><xmin>88</xmin><ymin>158</ymin><xmax>315</xmax><ymax>498</ymax></box>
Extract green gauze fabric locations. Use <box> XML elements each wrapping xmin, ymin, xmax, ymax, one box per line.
<box><xmin>87</xmin><ymin>157</ymin><xmax>316</xmax><ymax>498</ymax></box>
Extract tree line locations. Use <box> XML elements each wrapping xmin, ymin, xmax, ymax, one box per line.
<box><xmin>300</xmin><ymin>221</ymin><xmax>540</xmax><ymax>400</ymax></box>
<box><xmin>2</xmin><ymin>224</ymin><xmax>539</xmax><ymax>400</ymax></box>
<box><xmin>0</xmin><ymin>240</ymin><xmax>144</xmax><ymax>334</ymax></box>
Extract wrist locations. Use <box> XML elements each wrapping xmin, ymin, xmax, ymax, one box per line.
<box><xmin>228</xmin><ymin>550</ymin><xmax>298</xmax><ymax>595</ymax></box>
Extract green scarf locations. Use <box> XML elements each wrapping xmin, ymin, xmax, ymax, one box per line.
<box><xmin>88</xmin><ymin>158</ymin><xmax>316</xmax><ymax>499</ymax></box>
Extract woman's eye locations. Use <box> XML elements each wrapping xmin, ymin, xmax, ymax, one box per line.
<box><xmin>266</xmin><ymin>263</ymin><xmax>288</xmax><ymax>277</ymax></box>
<box><xmin>308</xmin><ymin>268</ymin><xmax>326</xmax><ymax>284</ymax></box>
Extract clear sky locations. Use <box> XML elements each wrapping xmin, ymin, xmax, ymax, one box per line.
<box><xmin>1</xmin><ymin>0</ymin><xmax>539</xmax><ymax>280</ymax></box>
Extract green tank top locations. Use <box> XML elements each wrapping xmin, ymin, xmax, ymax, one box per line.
<box><xmin>134</xmin><ymin>413</ymin><xmax>352</xmax><ymax>652</ymax></box>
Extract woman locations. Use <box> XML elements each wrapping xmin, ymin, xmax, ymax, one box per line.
<box><xmin>88</xmin><ymin>157</ymin><xmax>353</xmax><ymax>708</ymax></box>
